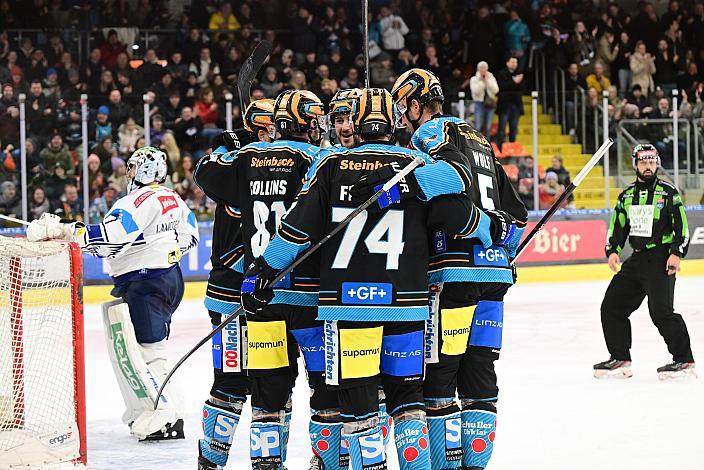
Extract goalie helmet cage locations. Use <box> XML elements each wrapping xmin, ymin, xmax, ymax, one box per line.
<box><xmin>0</xmin><ymin>238</ymin><xmax>86</xmax><ymax>468</ymax></box>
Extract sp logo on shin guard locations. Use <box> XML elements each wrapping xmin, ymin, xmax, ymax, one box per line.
<box><xmin>359</xmin><ymin>433</ymin><xmax>385</xmax><ymax>466</ymax></box>
<box><xmin>251</xmin><ymin>425</ymin><xmax>282</xmax><ymax>458</ymax></box>
<box><xmin>445</xmin><ymin>417</ymin><xmax>462</xmax><ymax>460</ymax></box>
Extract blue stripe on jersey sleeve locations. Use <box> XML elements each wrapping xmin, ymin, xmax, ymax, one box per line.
<box><xmin>411</xmin><ymin>116</ymin><xmax>464</xmax><ymax>154</ymax></box>
<box><xmin>414</xmin><ymin>160</ymin><xmax>465</xmax><ymax>200</ymax></box>
<box><xmin>263</xmin><ymin>234</ymin><xmax>310</xmax><ymax>270</ymax></box>
<box><xmin>427</xmin><ymin>267</ymin><xmax>514</xmax><ymax>285</ymax></box>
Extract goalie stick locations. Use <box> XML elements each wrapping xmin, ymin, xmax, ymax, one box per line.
<box><xmin>512</xmin><ymin>138</ymin><xmax>614</xmax><ymax>263</ymax></box>
<box><xmin>154</xmin><ymin>156</ymin><xmax>425</xmax><ymax>408</ymax></box>
<box><xmin>0</xmin><ymin>214</ymin><xmax>29</xmax><ymax>225</ymax></box>
<box><xmin>237</xmin><ymin>40</ymin><xmax>273</xmax><ymax>112</ymax></box>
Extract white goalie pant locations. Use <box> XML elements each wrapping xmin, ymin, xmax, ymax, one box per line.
<box><xmin>102</xmin><ymin>299</ymin><xmax>183</xmax><ymax>439</ymax></box>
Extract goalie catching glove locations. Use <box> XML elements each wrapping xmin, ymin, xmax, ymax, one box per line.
<box><xmin>26</xmin><ymin>213</ymin><xmax>82</xmax><ymax>242</ymax></box>
<box><xmin>240</xmin><ymin>257</ymin><xmax>277</xmax><ymax>314</ymax></box>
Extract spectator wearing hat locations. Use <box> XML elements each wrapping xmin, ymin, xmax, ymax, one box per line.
<box><xmin>626</xmin><ymin>84</ymin><xmax>653</xmax><ymax>117</ymax></box>
<box><xmin>470</xmin><ymin>60</ymin><xmax>500</xmax><ymax>137</ymax></box>
<box><xmin>91</xmin><ymin>105</ymin><xmax>113</xmax><ymax>143</ymax></box>
<box><xmin>29</xmin><ymin>187</ymin><xmax>52</xmax><ymax>221</ymax></box>
<box><xmin>43</xmin><ymin>68</ymin><xmax>60</xmax><ymax>100</ymax></box>
<box><xmin>0</xmin><ymin>181</ymin><xmax>21</xmax><ymax>218</ymax></box>
<box><xmin>40</xmin><ymin>134</ymin><xmax>74</xmax><ymax>175</ymax></box>
<box><xmin>539</xmin><ymin>171</ymin><xmax>566</xmax><ymax>210</ymax></box>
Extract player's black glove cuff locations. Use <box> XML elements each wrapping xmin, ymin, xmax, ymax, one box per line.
<box><xmin>486</xmin><ymin>210</ymin><xmax>518</xmax><ymax>246</ymax></box>
<box><xmin>349</xmin><ymin>161</ymin><xmax>421</xmax><ymax>206</ymax></box>
<box><xmin>241</xmin><ymin>257</ymin><xmax>277</xmax><ymax>314</ymax></box>
<box><xmin>212</xmin><ymin>130</ymin><xmax>241</xmax><ymax>152</ymax></box>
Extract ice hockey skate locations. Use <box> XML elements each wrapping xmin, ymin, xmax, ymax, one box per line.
<box><xmin>593</xmin><ymin>359</ymin><xmax>633</xmax><ymax>379</ymax></box>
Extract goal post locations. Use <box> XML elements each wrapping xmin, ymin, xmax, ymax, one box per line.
<box><xmin>0</xmin><ymin>237</ymin><xmax>87</xmax><ymax>467</ymax></box>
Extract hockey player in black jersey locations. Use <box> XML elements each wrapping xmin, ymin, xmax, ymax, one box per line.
<box><xmin>193</xmin><ymin>99</ymin><xmax>277</xmax><ymax>469</ymax></box>
<box><xmin>237</xmin><ymin>89</ymin><xmax>345</xmax><ymax>470</ymax></box>
<box><xmin>387</xmin><ymin>68</ymin><xmax>528</xmax><ymax>470</ymax></box>
<box><xmin>326</xmin><ymin>88</ymin><xmax>362</xmax><ymax>149</ymax></box>
<box><xmin>241</xmin><ymin>88</ymin><xmax>513</xmax><ymax>470</ymax></box>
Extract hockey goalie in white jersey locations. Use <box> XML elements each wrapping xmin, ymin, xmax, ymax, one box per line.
<box><xmin>27</xmin><ymin>146</ymin><xmax>199</xmax><ymax>441</ymax></box>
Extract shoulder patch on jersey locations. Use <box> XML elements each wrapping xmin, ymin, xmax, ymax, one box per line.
<box><xmin>187</xmin><ymin>211</ymin><xmax>197</xmax><ymax>227</ymax></box>
<box><xmin>157</xmin><ymin>194</ymin><xmax>179</xmax><ymax>214</ymax></box>
<box><xmin>133</xmin><ymin>190</ymin><xmax>155</xmax><ymax>208</ymax></box>
<box><xmin>105</xmin><ymin>208</ymin><xmax>140</xmax><ymax>234</ymax></box>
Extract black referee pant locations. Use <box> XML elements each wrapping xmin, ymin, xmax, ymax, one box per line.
<box><xmin>600</xmin><ymin>247</ymin><xmax>694</xmax><ymax>363</ymax></box>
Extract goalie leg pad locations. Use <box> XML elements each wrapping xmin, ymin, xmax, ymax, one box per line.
<box><xmin>459</xmin><ymin>400</ymin><xmax>497</xmax><ymax>469</ymax></box>
<box><xmin>426</xmin><ymin>399</ymin><xmax>462</xmax><ymax>469</ymax></box>
<box><xmin>102</xmin><ymin>299</ymin><xmax>179</xmax><ymax>437</ymax></box>
<box><xmin>199</xmin><ymin>398</ymin><xmax>244</xmax><ymax>467</ymax></box>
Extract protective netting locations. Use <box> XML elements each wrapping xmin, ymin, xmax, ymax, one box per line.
<box><xmin>0</xmin><ymin>237</ymin><xmax>83</xmax><ymax>468</ymax></box>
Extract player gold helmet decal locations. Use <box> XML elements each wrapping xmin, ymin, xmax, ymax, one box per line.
<box><xmin>329</xmin><ymin>88</ymin><xmax>362</xmax><ymax>116</ymax></box>
<box><xmin>244</xmin><ymin>99</ymin><xmax>275</xmax><ymax>133</ymax></box>
<box><xmin>353</xmin><ymin>88</ymin><xmax>395</xmax><ymax>136</ymax></box>
<box><xmin>391</xmin><ymin>68</ymin><xmax>444</xmax><ymax>106</ymax></box>
<box><xmin>274</xmin><ymin>89</ymin><xmax>324</xmax><ymax>133</ymax></box>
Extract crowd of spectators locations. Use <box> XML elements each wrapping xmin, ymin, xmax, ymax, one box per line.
<box><xmin>1</xmin><ymin>0</ymin><xmax>703</xmax><ymax>223</ymax></box>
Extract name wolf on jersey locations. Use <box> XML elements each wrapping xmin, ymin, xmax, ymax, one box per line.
<box><xmin>250</xmin><ymin>156</ymin><xmax>295</xmax><ymax>168</ymax></box>
<box><xmin>250</xmin><ymin>179</ymin><xmax>288</xmax><ymax>196</ymax></box>
<box><xmin>472</xmin><ymin>150</ymin><xmax>493</xmax><ymax>170</ymax></box>
<box><xmin>341</xmin><ymin>347</ymin><xmax>381</xmax><ymax>358</ymax></box>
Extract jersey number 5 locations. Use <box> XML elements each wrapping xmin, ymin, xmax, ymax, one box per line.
<box><xmin>331</xmin><ymin>207</ymin><xmax>405</xmax><ymax>270</ymax></box>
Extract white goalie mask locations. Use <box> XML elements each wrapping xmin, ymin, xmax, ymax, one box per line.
<box><xmin>126</xmin><ymin>146</ymin><xmax>168</xmax><ymax>193</ymax></box>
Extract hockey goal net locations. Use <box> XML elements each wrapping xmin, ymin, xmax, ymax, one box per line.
<box><xmin>0</xmin><ymin>237</ymin><xmax>86</xmax><ymax>468</ymax></box>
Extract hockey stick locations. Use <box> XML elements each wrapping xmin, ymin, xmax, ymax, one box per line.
<box><xmin>511</xmin><ymin>138</ymin><xmax>614</xmax><ymax>263</ymax></box>
<box><xmin>154</xmin><ymin>156</ymin><xmax>425</xmax><ymax>408</ymax></box>
<box><xmin>237</xmin><ymin>40</ymin><xmax>273</xmax><ymax>112</ymax></box>
<box><xmin>362</xmin><ymin>0</ymin><xmax>370</xmax><ymax>88</ymax></box>
<box><xmin>0</xmin><ymin>214</ymin><xmax>29</xmax><ymax>226</ymax></box>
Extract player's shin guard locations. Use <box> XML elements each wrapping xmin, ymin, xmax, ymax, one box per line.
<box><xmin>310</xmin><ymin>412</ymin><xmax>345</xmax><ymax>469</ymax></box>
<box><xmin>459</xmin><ymin>400</ymin><xmax>497</xmax><ymax>469</ymax></box>
<box><xmin>199</xmin><ymin>397</ymin><xmax>244</xmax><ymax>468</ymax></box>
<box><xmin>392</xmin><ymin>410</ymin><xmax>431</xmax><ymax>470</ymax></box>
<box><xmin>344</xmin><ymin>419</ymin><xmax>386</xmax><ymax>470</ymax></box>
<box><xmin>250</xmin><ymin>409</ymin><xmax>286</xmax><ymax>470</ymax></box>
<box><xmin>426</xmin><ymin>399</ymin><xmax>462</xmax><ymax>469</ymax></box>
<box><xmin>378</xmin><ymin>389</ymin><xmax>392</xmax><ymax>450</ymax></box>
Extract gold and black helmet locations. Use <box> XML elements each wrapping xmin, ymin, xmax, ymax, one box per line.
<box><xmin>274</xmin><ymin>89</ymin><xmax>325</xmax><ymax>133</ymax></box>
<box><xmin>244</xmin><ymin>99</ymin><xmax>275</xmax><ymax>133</ymax></box>
<box><xmin>391</xmin><ymin>68</ymin><xmax>444</xmax><ymax>106</ymax></box>
<box><xmin>329</xmin><ymin>88</ymin><xmax>362</xmax><ymax>116</ymax></box>
<box><xmin>353</xmin><ymin>88</ymin><xmax>395</xmax><ymax>136</ymax></box>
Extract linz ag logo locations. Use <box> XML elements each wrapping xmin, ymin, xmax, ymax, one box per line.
<box><xmin>341</xmin><ymin>282</ymin><xmax>392</xmax><ymax>305</ymax></box>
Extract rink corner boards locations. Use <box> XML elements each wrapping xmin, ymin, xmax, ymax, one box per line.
<box><xmin>81</xmin><ymin>259</ymin><xmax>704</xmax><ymax>305</ymax></box>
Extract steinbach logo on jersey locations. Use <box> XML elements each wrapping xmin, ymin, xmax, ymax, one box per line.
<box><xmin>158</xmin><ymin>194</ymin><xmax>178</xmax><ymax>214</ymax></box>
<box><xmin>250</xmin><ymin>155</ymin><xmax>295</xmax><ymax>168</ymax></box>
<box><xmin>341</xmin><ymin>282</ymin><xmax>393</xmax><ymax>305</ymax></box>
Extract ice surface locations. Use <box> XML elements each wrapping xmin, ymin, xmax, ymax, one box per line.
<box><xmin>85</xmin><ymin>277</ymin><xmax>704</xmax><ymax>469</ymax></box>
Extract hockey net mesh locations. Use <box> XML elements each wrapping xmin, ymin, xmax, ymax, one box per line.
<box><xmin>0</xmin><ymin>237</ymin><xmax>83</xmax><ymax>467</ymax></box>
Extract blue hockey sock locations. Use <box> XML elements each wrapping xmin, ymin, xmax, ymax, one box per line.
<box><xmin>393</xmin><ymin>417</ymin><xmax>431</xmax><ymax>470</ymax></box>
<box><xmin>310</xmin><ymin>418</ymin><xmax>345</xmax><ymax>469</ymax></box>
<box><xmin>460</xmin><ymin>403</ymin><xmax>497</xmax><ymax>469</ymax></box>
<box><xmin>281</xmin><ymin>397</ymin><xmax>293</xmax><ymax>462</ymax></box>
<box><xmin>426</xmin><ymin>404</ymin><xmax>462</xmax><ymax>469</ymax></box>
<box><xmin>378</xmin><ymin>389</ymin><xmax>393</xmax><ymax>450</ymax></box>
<box><xmin>250</xmin><ymin>419</ymin><xmax>285</xmax><ymax>469</ymax></box>
<box><xmin>345</xmin><ymin>426</ymin><xmax>386</xmax><ymax>470</ymax></box>
<box><xmin>199</xmin><ymin>399</ymin><xmax>243</xmax><ymax>467</ymax></box>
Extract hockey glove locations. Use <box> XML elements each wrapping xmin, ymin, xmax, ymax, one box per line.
<box><xmin>349</xmin><ymin>160</ymin><xmax>421</xmax><ymax>208</ymax></box>
<box><xmin>240</xmin><ymin>257</ymin><xmax>277</xmax><ymax>314</ymax></box>
<box><xmin>486</xmin><ymin>210</ymin><xmax>520</xmax><ymax>248</ymax></box>
<box><xmin>212</xmin><ymin>130</ymin><xmax>241</xmax><ymax>152</ymax></box>
<box><xmin>26</xmin><ymin>213</ymin><xmax>76</xmax><ymax>242</ymax></box>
